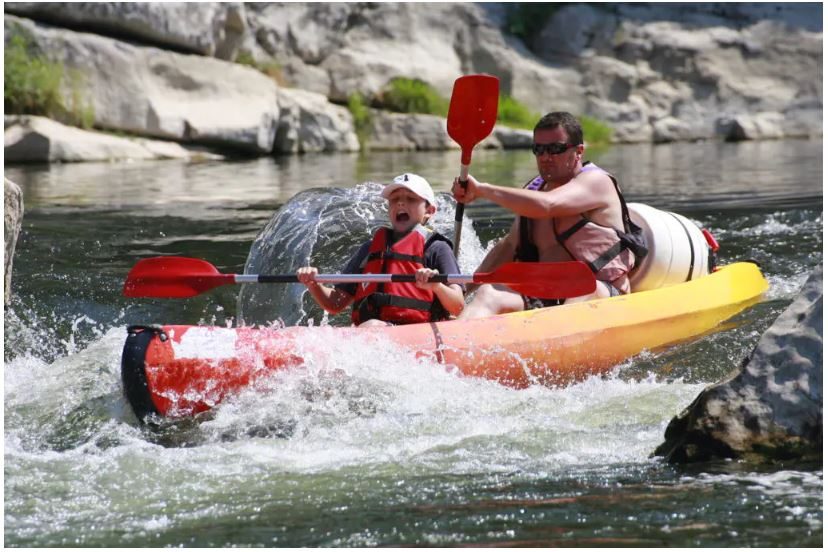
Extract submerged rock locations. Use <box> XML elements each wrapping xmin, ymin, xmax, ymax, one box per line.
<box><xmin>654</xmin><ymin>266</ymin><xmax>823</xmax><ymax>463</ymax></box>
<box><xmin>4</xmin><ymin>178</ymin><xmax>23</xmax><ymax>306</ymax></box>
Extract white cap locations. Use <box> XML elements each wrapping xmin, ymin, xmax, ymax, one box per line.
<box><xmin>381</xmin><ymin>173</ymin><xmax>436</xmax><ymax>205</ymax></box>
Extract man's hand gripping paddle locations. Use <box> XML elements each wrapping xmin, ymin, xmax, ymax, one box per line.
<box><xmin>446</xmin><ymin>74</ymin><xmax>499</xmax><ymax>259</ymax></box>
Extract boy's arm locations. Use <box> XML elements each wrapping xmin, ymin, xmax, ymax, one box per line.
<box><xmin>303</xmin><ymin>279</ymin><xmax>354</xmax><ymax>314</ymax></box>
<box><xmin>422</xmin><ymin>240</ymin><xmax>466</xmax><ymax>317</ymax></box>
<box><xmin>297</xmin><ymin>241</ymin><xmax>369</xmax><ymax>315</ymax></box>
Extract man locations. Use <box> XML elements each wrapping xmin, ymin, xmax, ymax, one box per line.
<box><xmin>451</xmin><ymin>111</ymin><xmax>641</xmax><ymax>319</ymax></box>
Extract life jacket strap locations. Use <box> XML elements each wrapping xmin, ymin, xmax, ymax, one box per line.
<box><xmin>366</xmin><ymin>250</ymin><xmax>426</xmax><ymax>264</ymax></box>
<box><xmin>354</xmin><ymin>293</ymin><xmax>435</xmax><ymax>322</ymax></box>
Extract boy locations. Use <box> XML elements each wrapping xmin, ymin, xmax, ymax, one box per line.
<box><xmin>297</xmin><ymin>173</ymin><xmax>465</xmax><ymax>327</ymax></box>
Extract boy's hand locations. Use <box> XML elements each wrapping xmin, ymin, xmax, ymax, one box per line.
<box><xmin>414</xmin><ymin>267</ymin><xmax>439</xmax><ymax>290</ymax></box>
<box><xmin>296</xmin><ymin>266</ymin><xmax>319</xmax><ymax>287</ymax></box>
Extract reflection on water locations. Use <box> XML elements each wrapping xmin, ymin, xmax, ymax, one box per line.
<box><xmin>4</xmin><ymin>139</ymin><xmax>821</xmax><ymax>213</ymax></box>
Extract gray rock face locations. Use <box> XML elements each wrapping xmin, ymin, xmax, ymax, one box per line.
<box><xmin>5</xmin><ymin>14</ymin><xmax>279</xmax><ymax>154</ymax></box>
<box><xmin>3</xmin><ymin>2</ymin><xmax>822</xmax><ymax>151</ymax></box>
<box><xmin>654</xmin><ymin>266</ymin><xmax>823</xmax><ymax>463</ymax></box>
<box><xmin>274</xmin><ymin>88</ymin><xmax>359</xmax><ymax>154</ymax></box>
<box><xmin>4</xmin><ymin>178</ymin><xmax>23</xmax><ymax>306</ymax></box>
<box><xmin>536</xmin><ymin>4</ymin><xmax>822</xmax><ymax>142</ymax></box>
<box><xmin>4</xmin><ymin>2</ymin><xmax>248</xmax><ymax>59</ymax></box>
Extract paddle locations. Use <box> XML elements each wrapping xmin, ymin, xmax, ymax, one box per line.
<box><xmin>446</xmin><ymin>74</ymin><xmax>500</xmax><ymax>258</ymax></box>
<box><xmin>123</xmin><ymin>256</ymin><xmax>596</xmax><ymax>300</ymax></box>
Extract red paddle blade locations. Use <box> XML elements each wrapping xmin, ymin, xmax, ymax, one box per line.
<box><xmin>477</xmin><ymin>261</ymin><xmax>597</xmax><ymax>299</ymax></box>
<box><xmin>123</xmin><ymin>256</ymin><xmax>235</xmax><ymax>298</ymax></box>
<box><xmin>447</xmin><ymin>74</ymin><xmax>499</xmax><ymax>165</ymax></box>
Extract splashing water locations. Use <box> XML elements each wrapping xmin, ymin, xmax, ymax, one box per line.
<box><xmin>238</xmin><ymin>183</ymin><xmax>485</xmax><ymax>326</ymax></box>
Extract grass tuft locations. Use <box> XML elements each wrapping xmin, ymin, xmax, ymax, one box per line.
<box><xmin>4</xmin><ymin>33</ymin><xmax>95</xmax><ymax>128</ymax></box>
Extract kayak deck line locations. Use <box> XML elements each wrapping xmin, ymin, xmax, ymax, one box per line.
<box><xmin>121</xmin><ymin>262</ymin><xmax>769</xmax><ymax>422</ymax></box>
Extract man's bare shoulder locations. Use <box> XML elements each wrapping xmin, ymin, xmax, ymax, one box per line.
<box><xmin>574</xmin><ymin>168</ymin><xmax>615</xmax><ymax>195</ymax></box>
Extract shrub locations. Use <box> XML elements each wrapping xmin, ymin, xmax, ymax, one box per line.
<box><xmin>380</xmin><ymin>77</ymin><xmax>449</xmax><ymax>116</ymax></box>
<box><xmin>580</xmin><ymin>115</ymin><xmax>613</xmax><ymax>146</ymax></box>
<box><xmin>347</xmin><ymin>93</ymin><xmax>373</xmax><ymax>150</ymax></box>
<box><xmin>4</xmin><ymin>33</ymin><xmax>95</xmax><ymax>128</ymax></box>
<box><xmin>4</xmin><ymin>34</ymin><xmax>64</xmax><ymax>117</ymax></box>
<box><xmin>497</xmin><ymin>95</ymin><xmax>540</xmax><ymax>130</ymax></box>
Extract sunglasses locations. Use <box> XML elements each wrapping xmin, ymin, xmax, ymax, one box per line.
<box><xmin>532</xmin><ymin>142</ymin><xmax>578</xmax><ymax>156</ymax></box>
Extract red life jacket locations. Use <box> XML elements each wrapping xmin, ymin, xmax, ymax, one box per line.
<box><xmin>351</xmin><ymin>225</ymin><xmax>449</xmax><ymax>325</ymax></box>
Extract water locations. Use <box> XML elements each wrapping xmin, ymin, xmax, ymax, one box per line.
<box><xmin>4</xmin><ymin>139</ymin><xmax>823</xmax><ymax>546</ymax></box>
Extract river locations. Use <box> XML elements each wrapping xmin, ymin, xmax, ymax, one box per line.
<box><xmin>4</xmin><ymin>139</ymin><xmax>823</xmax><ymax>546</ymax></box>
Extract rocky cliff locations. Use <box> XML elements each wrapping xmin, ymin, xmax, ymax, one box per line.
<box><xmin>4</xmin><ymin>2</ymin><xmax>822</xmax><ymax>162</ymax></box>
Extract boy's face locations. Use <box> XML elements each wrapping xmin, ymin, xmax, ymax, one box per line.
<box><xmin>387</xmin><ymin>188</ymin><xmax>436</xmax><ymax>232</ymax></box>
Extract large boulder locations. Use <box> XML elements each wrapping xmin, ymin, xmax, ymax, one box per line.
<box><xmin>654</xmin><ymin>266</ymin><xmax>823</xmax><ymax>463</ymax></box>
<box><xmin>4</xmin><ymin>2</ymin><xmax>248</xmax><ymax>60</ymax></box>
<box><xmin>4</xmin><ymin>115</ymin><xmax>223</xmax><ymax>162</ymax></box>
<box><xmin>4</xmin><ymin>178</ymin><xmax>23</xmax><ymax>306</ymax></box>
<box><xmin>5</xmin><ymin>14</ymin><xmax>279</xmax><ymax>154</ymax></box>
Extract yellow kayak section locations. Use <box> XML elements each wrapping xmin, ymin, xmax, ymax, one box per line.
<box><xmin>122</xmin><ymin>262</ymin><xmax>768</xmax><ymax>419</ymax></box>
<box><xmin>383</xmin><ymin>262</ymin><xmax>769</xmax><ymax>388</ymax></box>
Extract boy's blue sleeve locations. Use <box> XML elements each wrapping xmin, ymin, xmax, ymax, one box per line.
<box><xmin>334</xmin><ymin>241</ymin><xmax>372</xmax><ymax>297</ymax></box>
<box><xmin>425</xmin><ymin>240</ymin><xmax>465</xmax><ymax>291</ymax></box>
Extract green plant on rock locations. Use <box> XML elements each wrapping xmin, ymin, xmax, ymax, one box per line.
<box><xmin>4</xmin><ymin>34</ymin><xmax>64</xmax><ymax>116</ymax></box>
<box><xmin>380</xmin><ymin>77</ymin><xmax>449</xmax><ymax>117</ymax></box>
<box><xmin>347</xmin><ymin>92</ymin><xmax>373</xmax><ymax>151</ymax></box>
<box><xmin>4</xmin><ymin>33</ymin><xmax>95</xmax><ymax>129</ymax></box>
<box><xmin>497</xmin><ymin>95</ymin><xmax>541</xmax><ymax>130</ymax></box>
<box><xmin>580</xmin><ymin>115</ymin><xmax>613</xmax><ymax>147</ymax></box>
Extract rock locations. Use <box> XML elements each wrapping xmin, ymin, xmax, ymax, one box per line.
<box><xmin>4</xmin><ymin>3</ymin><xmax>822</xmax><ymax>149</ymax></box>
<box><xmin>274</xmin><ymin>88</ymin><xmax>359</xmax><ymax>154</ymax></box>
<box><xmin>654</xmin><ymin>266</ymin><xmax>823</xmax><ymax>463</ymax></box>
<box><xmin>4</xmin><ymin>178</ymin><xmax>23</xmax><ymax>306</ymax></box>
<box><xmin>367</xmin><ymin>112</ymin><xmax>456</xmax><ymax>152</ymax></box>
<box><xmin>493</xmin><ymin>126</ymin><xmax>534</xmax><ymax>149</ymax></box>
<box><xmin>4</xmin><ymin>115</ymin><xmax>224</xmax><ymax>163</ymax></box>
<box><xmin>4</xmin><ymin>2</ymin><xmax>249</xmax><ymax>59</ymax></box>
<box><xmin>243</xmin><ymin>3</ymin><xmax>584</xmax><ymax>115</ymax></box>
<box><xmin>538</xmin><ymin>3</ymin><xmax>822</xmax><ymax>142</ymax></box>
<box><xmin>5</xmin><ymin>14</ymin><xmax>279</xmax><ymax>154</ymax></box>
<box><xmin>715</xmin><ymin>112</ymin><xmax>786</xmax><ymax>141</ymax></box>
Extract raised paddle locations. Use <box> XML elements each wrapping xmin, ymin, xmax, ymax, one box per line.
<box><xmin>123</xmin><ymin>256</ymin><xmax>596</xmax><ymax>300</ymax></box>
<box><xmin>446</xmin><ymin>74</ymin><xmax>500</xmax><ymax>258</ymax></box>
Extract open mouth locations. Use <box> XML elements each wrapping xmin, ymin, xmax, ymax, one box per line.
<box><xmin>395</xmin><ymin>212</ymin><xmax>410</xmax><ymax>223</ymax></box>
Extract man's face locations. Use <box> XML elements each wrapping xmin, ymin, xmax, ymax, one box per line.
<box><xmin>387</xmin><ymin>188</ymin><xmax>434</xmax><ymax>232</ymax></box>
<box><xmin>533</xmin><ymin>126</ymin><xmax>583</xmax><ymax>184</ymax></box>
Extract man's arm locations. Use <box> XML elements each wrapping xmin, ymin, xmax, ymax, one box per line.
<box><xmin>453</xmin><ymin>172</ymin><xmax>612</xmax><ymax>219</ymax></box>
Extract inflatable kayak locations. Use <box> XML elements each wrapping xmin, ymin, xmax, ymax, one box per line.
<box><xmin>122</xmin><ymin>262</ymin><xmax>768</xmax><ymax>421</ymax></box>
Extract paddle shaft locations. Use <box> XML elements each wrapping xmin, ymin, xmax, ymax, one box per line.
<box><xmin>452</xmin><ymin>164</ymin><xmax>470</xmax><ymax>252</ymax></box>
<box><xmin>238</xmin><ymin>273</ymin><xmax>481</xmax><ymax>285</ymax></box>
<box><xmin>123</xmin><ymin>256</ymin><xmax>596</xmax><ymax>299</ymax></box>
